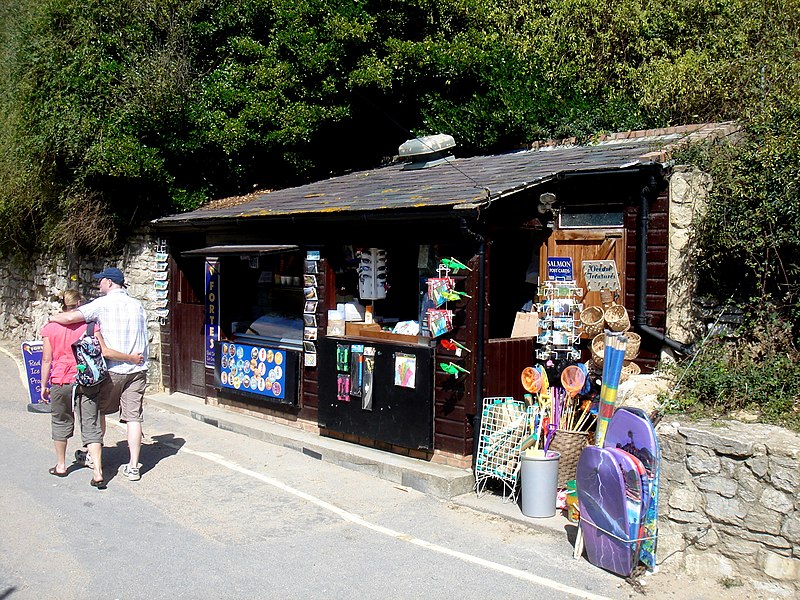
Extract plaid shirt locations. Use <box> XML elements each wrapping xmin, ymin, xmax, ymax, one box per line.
<box><xmin>79</xmin><ymin>288</ymin><xmax>148</xmax><ymax>374</ymax></box>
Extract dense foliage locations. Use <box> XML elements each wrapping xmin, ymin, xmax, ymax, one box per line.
<box><xmin>1</xmin><ymin>0</ymin><xmax>798</xmax><ymax>254</ymax></box>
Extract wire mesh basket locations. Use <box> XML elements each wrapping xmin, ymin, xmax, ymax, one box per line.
<box><xmin>474</xmin><ymin>397</ymin><xmax>529</xmax><ymax>503</ymax></box>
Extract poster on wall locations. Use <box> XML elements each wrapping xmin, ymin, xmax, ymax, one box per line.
<box><xmin>205</xmin><ymin>259</ymin><xmax>220</xmax><ymax>367</ymax></box>
<box><xmin>218</xmin><ymin>341</ymin><xmax>286</xmax><ymax>399</ymax></box>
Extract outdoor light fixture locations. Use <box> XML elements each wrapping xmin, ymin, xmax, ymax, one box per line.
<box><xmin>538</xmin><ymin>192</ymin><xmax>557</xmax><ymax>214</ymax></box>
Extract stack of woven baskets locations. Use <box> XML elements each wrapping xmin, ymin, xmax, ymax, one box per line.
<box><xmin>580</xmin><ymin>302</ymin><xmax>641</xmax><ymax>382</ymax></box>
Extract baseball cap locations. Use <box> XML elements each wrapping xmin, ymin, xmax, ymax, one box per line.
<box><xmin>93</xmin><ymin>267</ymin><xmax>126</xmax><ymax>286</ymax></box>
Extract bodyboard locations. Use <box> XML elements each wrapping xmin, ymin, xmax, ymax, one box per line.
<box><xmin>607</xmin><ymin>447</ymin><xmax>645</xmax><ymax>572</ymax></box>
<box><xmin>604</xmin><ymin>406</ymin><xmax>660</xmax><ymax>570</ymax></box>
<box><xmin>576</xmin><ymin>446</ymin><xmax>637</xmax><ymax>577</ymax></box>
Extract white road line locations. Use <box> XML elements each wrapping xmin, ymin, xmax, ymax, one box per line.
<box><xmin>167</xmin><ymin>444</ymin><xmax>613</xmax><ymax>600</ymax></box>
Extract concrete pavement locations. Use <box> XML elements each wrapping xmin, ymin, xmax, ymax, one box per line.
<box><xmin>144</xmin><ymin>391</ymin><xmax>572</xmax><ymax>538</ymax></box>
<box><xmin>0</xmin><ymin>334</ymin><xmax>571</xmax><ymax>538</ymax></box>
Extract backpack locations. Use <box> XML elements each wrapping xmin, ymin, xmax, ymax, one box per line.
<box><xmin>72</xmin><ymin>322</ymin><xmax>108</xmax><ymax>387</ymax></box>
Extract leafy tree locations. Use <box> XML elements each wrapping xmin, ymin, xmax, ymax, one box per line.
<box><xmin>0</xmin><ymin>0</ymin><xmax>799</xmax><ymax>260</ymax></box>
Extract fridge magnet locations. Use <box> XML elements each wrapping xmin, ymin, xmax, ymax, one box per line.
<box><xmin>303</xmin><ymin>286</ymin><xmax>318</xmax><ymax>301</ymax></box>
<box><xmin>304</xmin><ymin>326</ymin><xmax>318</xmax><ymax>341</ymax></box>
<box><xmin>305</xmin><ymin>259</ymin><xmax>319</xmax><ymax>274</ymax></box>
<box><xmin>304</xmin><ymin>300</ymin><xmax>317</xmax><ymax>314</ymax></box>
<box><xmin>303</xmin><ymin>313</ymin><xmax>317</xmax><ymax>327</ymax></box>
<box><xmin>303</xmin><ymin>341</ymin><xmax>316</xmax><ymax>354</ymax></box>
<box><xmin>304</xmin><ymin>352</ymin><xmax>317</xmax><ymax>367</ymax></box>
<box><xmin>394</xmin><ymin>353</ymin><xmax>417</xmax><ymax>389</ymax></box>
<box><xmin>303</xmin><ymin>274</ymin><xmax>317</xmax><ymax>288</ymax></box>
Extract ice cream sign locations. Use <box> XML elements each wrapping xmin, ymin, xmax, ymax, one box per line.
<box><xmin>581</xmin><ymin>260</ymin><xmax>620</xmax><ymax>291</ymax></box>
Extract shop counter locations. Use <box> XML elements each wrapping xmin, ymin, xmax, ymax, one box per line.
<box><xmin>317</xmin><ymin>336</ymin><xmax>434</xmax><ymax>450</ymax></box>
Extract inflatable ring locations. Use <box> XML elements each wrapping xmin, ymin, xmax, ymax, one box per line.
<box><xmin>521</xmin><ymin>366</ymin><xmax>542</xmax><ymax>393</ymax></box>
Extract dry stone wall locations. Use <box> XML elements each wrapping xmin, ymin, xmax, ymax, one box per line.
<box><xmin>656</xmin><ymin>419</ymin><xmax>800</xmax><ymax>596</ymax></box>
<box><xmin>0</xmin><ymin>231</ymin><xmax>163</xmax><ymax>390</ymax></box>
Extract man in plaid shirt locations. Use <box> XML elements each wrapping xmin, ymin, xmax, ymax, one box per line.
<box><xmin>49</xmin><ymin>267</ymin><xmax>148</xmax><ymax>481</ymax></box>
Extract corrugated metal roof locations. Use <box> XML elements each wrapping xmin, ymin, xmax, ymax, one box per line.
<box><xmin>154</xmin><ymin>123</ymin><xmax>738</xmax><ymax>227</ymax></box>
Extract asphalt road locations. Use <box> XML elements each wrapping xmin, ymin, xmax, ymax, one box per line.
<box><xmin>0</xmin><ymin>347</ymin><xmax>634</xmax><ymax>600</ymax></box>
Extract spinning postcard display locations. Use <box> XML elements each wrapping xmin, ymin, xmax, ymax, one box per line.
<box><xmin>535</xmin><ymin>280</ymin><xmax>582</xmax><ymax>361</ymax></box>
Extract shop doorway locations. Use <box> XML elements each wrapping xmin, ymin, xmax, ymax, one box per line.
<box><xmin>170</xmin><ymin>260</ymin><xmax>206</xmax><ymax>397</ymax></box>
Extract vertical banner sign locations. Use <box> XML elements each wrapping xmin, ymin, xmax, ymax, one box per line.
<box><xmin>205</xmin><ymin>259</ymin><xmax>220</xmax><ymax>367</ymax></box>
<box><xmin>547</xmin><ymin>256</ymin><xmax>573</xmax><ymax>281</ymax></box>
<box><xmin>21</xmin><ymin>341</ymin><xmax>44</xmax><ymax>404</ymax></box>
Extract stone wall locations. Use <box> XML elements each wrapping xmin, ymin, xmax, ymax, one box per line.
<box><xmin>666</xmin><ymin>167</ymin><xmax>713</xmax><ymax>350</ymax></box>
<box><xmin>656</xmin><ymin>419</ymin><xmax>800</xmax><ymax>596</ymax></box>
<box><xmin>0</xmin><ymin>231</ymin><xmax>164</xmax><ymax>390</ymax></box>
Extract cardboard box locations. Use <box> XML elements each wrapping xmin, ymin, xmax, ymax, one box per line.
<box><xmin>510</xmin><ymin>311</ymin><xmax>539</xmax><ymax>338</ymax></box>
<box><xmin>344</xmin><ymin>322</ymin><xmax>424</xmax><ymax>345</ymax></box>
<box><xmin>345</xmin><ymin>322</ymin><xmax>381</xmax><ymax>336</ymax></box>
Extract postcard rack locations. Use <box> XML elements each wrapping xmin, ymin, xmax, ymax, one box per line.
<box><xmin>535</xmin><ymin>280</ymin><xmax>582</xmax><ymax>361</ymax></box>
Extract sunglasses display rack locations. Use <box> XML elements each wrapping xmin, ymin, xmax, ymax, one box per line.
<box><xmin>534</xmin><ymin>280</ymin><xmax>582</xmax><ymax>361</ymax></box>
<box><xmin>357</xmin><ymin>248</ymin><xmax>388</xmax><ymax>300</ymax></box>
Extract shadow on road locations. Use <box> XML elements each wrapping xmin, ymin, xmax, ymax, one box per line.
<box><xmin>77</xmin><ymin>433</ymin><xmax>186</xmax><ymax>484</ymax></box>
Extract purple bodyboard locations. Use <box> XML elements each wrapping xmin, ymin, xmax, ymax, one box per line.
<box><xmin>604</xmin><ymin>407</ymin><xmax>660</xmax><ymax>570</ymax></box>
<box><xmin>576</xmin><ymin>446</ymin><xmax>639</xmax><ymax>577</ymax></box>
<box><xmin>608</xmin><ymin>448</ymin><xmax>644</xmax><ymax>570</ymax></box>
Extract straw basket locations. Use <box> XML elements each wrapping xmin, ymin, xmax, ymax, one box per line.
<box><xmin>580</xmin><ymin>305</ymin><xmax>605</xmax><ymax>337</ymax></box>
<box><xmin>604</xmin><ymin>304</ymin><xmax>631</xmax><ymax>332</ymax></box>
<box><xmin>591</xmin><ymin>333</ymin><xmax>605</xmax><ymax>367</ymax></box>
<box><xmin>549</xmin><ymin>429</ymin><xmax>591</xmax><ymax>489</ymax></box>
<box><xmin>619</xmin><ymin>360</ymin><xmax>641</xmax><ymax>383</ymax></box>
<box><xmin>624</xmin><ymin>332</ymin><xmax>641</xmax><ymax>360</ymax></box>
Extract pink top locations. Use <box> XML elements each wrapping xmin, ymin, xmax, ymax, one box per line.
<box><xmin>40</xmin><ymin>321</ymin><xmax>98</xmax><ymax>385</ymax></box>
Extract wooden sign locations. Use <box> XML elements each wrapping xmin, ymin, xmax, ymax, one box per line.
<box><xmin>582</xmin><ymin>260</ymin><xmax>620</xmax><ymax>291</ymax></box>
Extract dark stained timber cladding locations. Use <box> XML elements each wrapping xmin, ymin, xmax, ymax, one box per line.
<box><xmin>436</xmin><ymin>432</ymin><xmax>470</xmax><ymax>455</ymax></box>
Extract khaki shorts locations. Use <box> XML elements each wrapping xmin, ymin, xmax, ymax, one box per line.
<box><xmin>100</xmin><ymin>371</ymin><xmax>147</xmax><ymax>423</ymax></box>
<box><xmin>50</xmin><ymin>383</ymin><xmax>103</xmax><ymax>445</ymax></box>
